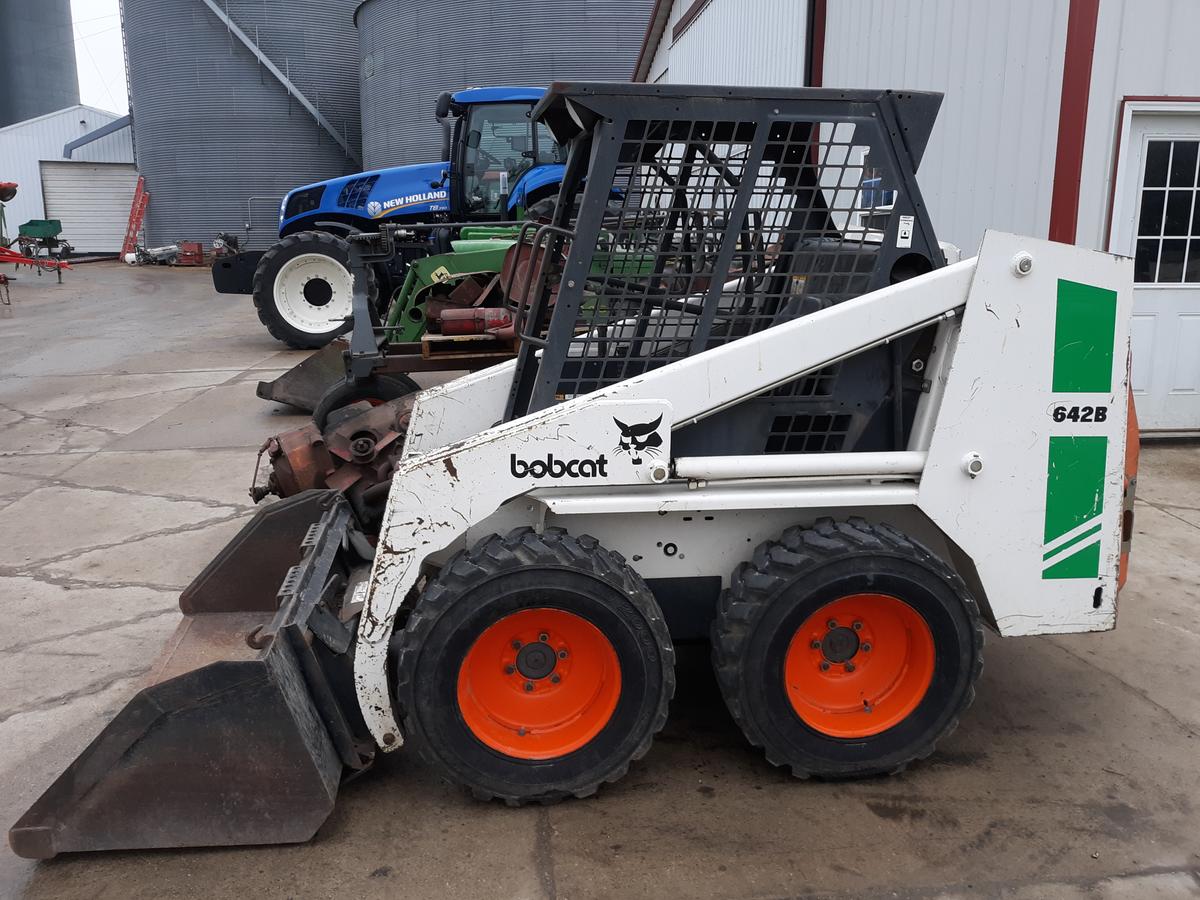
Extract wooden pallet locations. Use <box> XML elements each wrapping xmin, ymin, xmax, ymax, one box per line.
<box><xmin>419</xmin><ymin>331</ymin><xmax>516</xmax><ymax>360</ymax></box>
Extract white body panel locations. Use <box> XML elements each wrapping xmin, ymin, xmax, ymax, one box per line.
<box><xmin>403</xmin><ymin>359</ymin><xmax>516</xmax><ymax>457</ymax></box>
<box><xmin>916</xmin><ymin>232</ymin><xmax>1133</xmax><ymax>635</ymax></box>
<box><xmin>355</xmin><ymin>231</ymin><xmax>1134</xmax><ymax>748</ymax></box>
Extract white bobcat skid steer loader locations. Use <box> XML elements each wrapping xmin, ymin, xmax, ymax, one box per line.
<box><xmin>10</xmin><ymin>83</ymin><xmax>1136</xmax><ymax>859</ymax></box>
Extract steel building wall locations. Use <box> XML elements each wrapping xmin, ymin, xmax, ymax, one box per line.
<box><xmin>647</xmin><ymin>0</ymin><xmax>808</xmax><ymax>86</ymax></box>
<box><xmin>0</xmin><ymin>105</ymin><xmax>133</xmax><ymax>229</ymax></box>
<box><xmin>1079</xmin><ymin>0</ymin><xmax>1200</xmax><ymax>251</ymax></box>
<box><xmin>356</xmin><ymin>0</ymin><xmax>654</xmax><ymax>170</ymax></box>
<box><xmin>0</xmin><ymin>0</ymin><xmax>80</xmax><ymax>128</ymax></box>
<box><xmin>823</xmin><ymin>0</ymin><xmax>1070</xmax><ymax>255</ymax></box>
<box><xmin>123</xmin><ymin>0</ymin><xmax>362</xmax><ymax>249</ymax></box>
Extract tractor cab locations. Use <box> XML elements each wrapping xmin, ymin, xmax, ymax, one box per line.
<box><xmin>438</xmin><ymin>86</ymin><xmax>567</xmax><ymax>219</ymax></box>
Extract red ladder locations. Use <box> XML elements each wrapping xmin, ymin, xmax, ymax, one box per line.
<box><xmin>121</xmin><ymin>177</ymin><xmax>149</xmax><ymax>257</ymax></box>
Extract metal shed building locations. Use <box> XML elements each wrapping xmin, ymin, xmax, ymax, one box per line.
<box><xmin>0</xmin><ymin>105</ymin><xmax>136</xmax><ymax>253</ymax></box>
<box><xmin>635</xmin><ymin>0</ymin><xmax>1200</xmax><ymax>432</ymax></box>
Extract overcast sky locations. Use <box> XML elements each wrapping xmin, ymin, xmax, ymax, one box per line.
<box><xmin>71</xmin><ymin>0</ymin><xmax>128</xmax><ymax>115</ymax></box>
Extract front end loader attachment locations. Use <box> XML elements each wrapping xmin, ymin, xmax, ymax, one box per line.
<box><xmin>8</xmin><ymin>491</ymin><xmax>373</xmax><ymax>859</ymax></box>
<box><xmin>256</xmin><ymin>340</ymin><xmax>348</xmax><ymax>412</ymax></box>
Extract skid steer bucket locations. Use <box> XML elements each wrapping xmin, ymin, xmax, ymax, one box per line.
<box><xmin>8</xmin><ymin>491</ymin><xmax>372</xmax><ymax>859</ymax></box>
<box><xmin>256</xmin><ymin>340</ymin><xmax>348</xmax><ymax>412</ymax></box>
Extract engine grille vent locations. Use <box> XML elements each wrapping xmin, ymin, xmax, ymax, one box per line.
<box><xmin>338</xmin><ymin>175</ymin><xmax>380</xmax><ymax>209</ymax></box>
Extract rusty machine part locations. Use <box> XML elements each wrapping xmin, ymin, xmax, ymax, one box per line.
<box><xmin>251</xmin><ymin>396</ymin><xmax>415</xmax><ymax>527</ymax></box>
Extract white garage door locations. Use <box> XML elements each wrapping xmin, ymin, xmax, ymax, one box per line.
<box><xmin>39</xmin><ymin>161</ymin><xmax>139</xmax><ymax>254</ymax></box>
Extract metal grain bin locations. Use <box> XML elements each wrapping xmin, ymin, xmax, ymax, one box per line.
<box><xmin>355</xmin><ymin>0</ymin><xmax>654</xmax><ymax>169</ymax></box>
<box><xmin>0</xmin><ymin>0</ymin><xmax>80</xmax><ymax>128</ymax></box>
<box><xmin>123</xmin><ymin>0</ymin><xmax>362</xmax><ymax>248</ymax></box>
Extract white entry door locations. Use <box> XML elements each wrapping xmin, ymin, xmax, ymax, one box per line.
<box><xmin>1110</xmin><ymin>107</ymin><xmax>1200</xmax><ymax>432</ymax></box>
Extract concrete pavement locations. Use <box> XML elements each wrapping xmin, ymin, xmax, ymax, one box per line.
<box><xmin>0</xmin><ymin>262</ymin><xmax>1197</xmax><ymax>899</ymax></box>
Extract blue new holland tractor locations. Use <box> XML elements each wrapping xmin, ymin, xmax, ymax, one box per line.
<box><xmin>213</xmin><ymin>86</ymin><xmax>566</xmax><ymax>348</ymax></box>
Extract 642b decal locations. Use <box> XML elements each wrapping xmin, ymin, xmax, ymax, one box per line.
<box><xmin>1050</xmin><ymin>404</ymin><xmax>1108</xmax><ymax>423</ymax></box>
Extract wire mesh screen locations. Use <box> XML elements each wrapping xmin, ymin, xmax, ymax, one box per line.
<box><xmin>549</xmin><ymin>116</ymin><xmax>900</xmax><ymax>399</ymax></box>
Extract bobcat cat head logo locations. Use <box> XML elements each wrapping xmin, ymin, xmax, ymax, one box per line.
<box><xmin>613</xmin><ymin>414</ymin><xmax>663</xmax><ymax>465</ymax></box>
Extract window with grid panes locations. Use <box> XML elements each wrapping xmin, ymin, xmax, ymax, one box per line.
<box><xmin>1134</xmin><ymin>139</ymin><xmax>1200</xmax><ymax>283</ymax></box>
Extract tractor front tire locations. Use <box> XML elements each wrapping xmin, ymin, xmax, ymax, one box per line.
<box><xmin>713</xmin><ymin>517</ymin><xmax>983</xmax><ymax>779</ymax></box>
<box><xmin>252</xmin><ymin>231</ymin><xmax>377</xmax><ymax>350</ymax></box>
<box><xmin>395</xmin><ymin>527</ymin><xmax>674</xmax><ymax>805</ymax></box>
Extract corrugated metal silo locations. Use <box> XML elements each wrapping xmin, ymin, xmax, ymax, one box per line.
<box><xmin>123</xmin><ymin>0</ymin><xmax>362</xmax><ymax>248</ymax></box>
<box><xmin>0</xmin><ymin>0</ymin><xmax>80</xmax><ymax>128</ymax></box>
<box><xmin>356</xmin><ymin>0</ymin><xmax>654</xmax><ymax>170</ymax></box>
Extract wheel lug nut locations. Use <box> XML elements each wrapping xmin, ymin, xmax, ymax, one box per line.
<box><xmin>512</xmin><ymin>640</ymin><xmax>522</xmax><ymax>650</ymax></box>
<box><xmin>845</xmin><ymin>662</ymin><xmax>856</xmax><ymax>673</ymax></box>
<box><xmin>862</xmin><ymin>643</ymin><xmax>871</xmax><ymax>652</ymax></box>
<box><xmin>524</xmin><ymin>681</ymin><xmax>534</xmax><ymax>692</ymax></box>
<box><xmin>819</xmin><ymin>661</ymin><xmax>830</xmax><ymax>671</ymax></box>
<box><xmin>539</xmin><ymin>632</ymin><xmax>549</xmax><ymax>642</ymax></box>
<box><xmin>551</xmin><ymin>674</ymin><xmax>561</xmax><ymax>684</ymax></box>
<box><xmin>810</xmin><ymin>640</ymin><xmax>821</xmax><ymax>650</ymax></box>
<box><xmin>505</xmin><ymin>665</ymin><xmax>516</xmax><ymax>675</ymax></box>
<box><xmin>558</xmin><ymin>649</ymin><xmax>568</xmax><ymax>659</ymax></box>
<box><xmin>852</xmin><ymin>621</ymin><xmax>863</xmax><ymax>631</ymax></box>
<box><xmin>827</xmin><ymin>619</ymin><xmax>838</xmax><ymax>629</ymax></box>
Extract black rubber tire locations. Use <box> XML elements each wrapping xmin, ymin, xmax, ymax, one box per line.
<box><xmin>394</xmin><ymin>527</ymin><xmax>675</xmax><ymax>805</ymax></box>
<box><xmin>311</xmin><ymin>374</ymin><xmax>420</xmax><ymax>430</ymax></box>
<box><xmin>712</xmin><ymin>516</ymin><xmax>983</xmax><ymax>779</ymax></box>
<box><xmin>252</xmin><ymin>230</ymin><xmax>378</xmax><ymax>350</ymax></box>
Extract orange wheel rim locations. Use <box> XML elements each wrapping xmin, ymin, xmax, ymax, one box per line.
<box><xmin>457</xmin><ymin>608</ymin><xmax>621</xmax><ymax>760</ymax></box>
<box><xmin>784</xmin><ymin>593</ymin><xmax>935</xmax><ymax>738</ymax></box>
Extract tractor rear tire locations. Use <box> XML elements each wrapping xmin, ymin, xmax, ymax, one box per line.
<box><xmin>252</xmin><ymin>231</ymin><xmax>378</xmax><ymax>350</ymax></box>
<box><xmin>395</xmin><ymin>527</ymin><xmax>674</xmax><ymax>805</ymax></box>
<box><xmin>712</xmin><ymin>517</ymin><xmax>983</xmax><ymax>779</ymax></box>
<box><xmin>311</xmin><ymin>374</ymin><xmax>420</xmax><ymax>430</ymax></box>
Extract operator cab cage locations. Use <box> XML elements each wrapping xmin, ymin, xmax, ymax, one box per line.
<box><xmin>506</xmin><ymin>82</ymin><xmax>945</xmax><ymax>458</ymax></box>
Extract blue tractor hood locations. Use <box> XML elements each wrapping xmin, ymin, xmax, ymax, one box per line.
<box><xmin>280</xmin><ymin>161</ymin><xmax>452</xmax><ymax>231</ymax></box>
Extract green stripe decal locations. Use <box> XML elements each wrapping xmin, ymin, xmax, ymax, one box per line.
<box><xmin>1042</xmin><ymin>521</ymin><xmax>1102</xmax><ymax>561</ymax></box>
<box><xmin>1043</xmin><ymin>436</ymin><xmax>1108</xmax><ymax>579</ymax></box>
<box><xmin>1043</xmin><ymin>541</ymin><xmax>1102</xmax><ymax>580</ymax></box>
<box><xmin>1052</xmin><ymin>279</ymin><xmax>1117</xmax><ymax>393</ymax></box>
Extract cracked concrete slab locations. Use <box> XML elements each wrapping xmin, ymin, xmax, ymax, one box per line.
<box><xmin>43</xmin><ymin>513</ymin><xmax>251</xmax><ymax>590</ymax></box>
<box><xmin>0</xmin><ymin>485</ymin><xmax>237</xmax><ymax>567</ymax></box>
<box><xmin>0</xmin><ymin>453</ymin><xmax>96</xmax><ymax>479</ymax></box>
<box><xmin>0</xmin><ymin>472</ymin><xmax>46</xmax><ymax>500</ymax></box>
<box><xmin>0</xmin><ymin>613</ymin><xmax>175</xmax><ymax>723</ymax></box>
<box><xmin>0</xmin><ymin>417</ymin><xmax>119</xmax><ymax>455</ymax></box>
<box><xmin>0</xmin><ymin>576</ymin><xmax>174</xmax><ymax>652</ymax></box>
<box><xmin>108</xmin><ymin>381</ymin><xmax>310</xmax><ymax>451</ymax></box>
<box><xmin>0</xmin><ymin>372</ymin><xmax>237</xmax><ymax>414</ymax></box>
<box><xmin>55</xmin><ymin>449</ymin><xmax>259</xmax><ymax>510</ymax></box>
